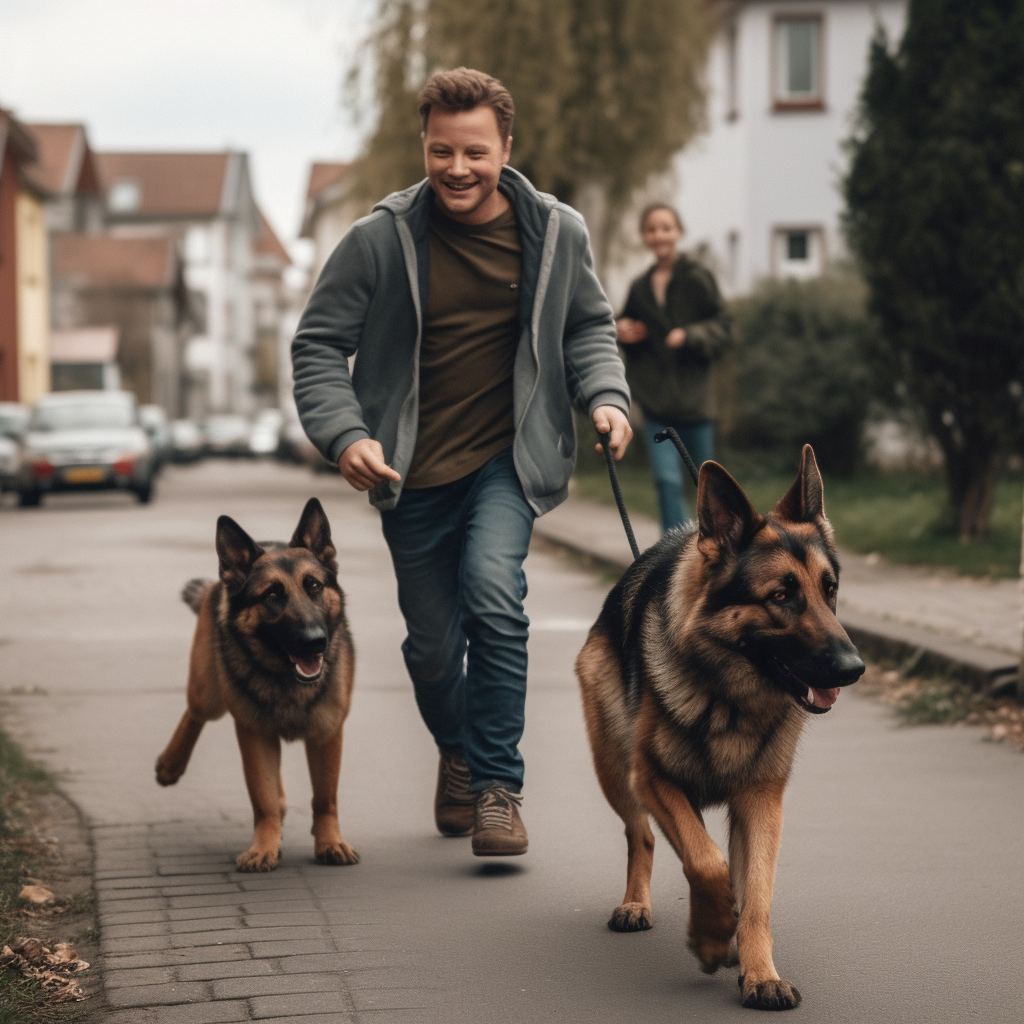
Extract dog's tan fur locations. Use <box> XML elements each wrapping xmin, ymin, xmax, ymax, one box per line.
<box><xmin>156</xmin><ymin>498</ymin><xmax>357</xmax><ymax>872</ymax></box>
<box><xmin>576</xmin><ymin>446</ymin><xmax>862</xmax><ymax>1010</ymax></box>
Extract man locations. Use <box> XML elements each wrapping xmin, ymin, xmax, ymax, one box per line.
<box><xmin>292</xmin><ymin>67</ymin><xmax>631</xmax><ymax>857</ymax></box>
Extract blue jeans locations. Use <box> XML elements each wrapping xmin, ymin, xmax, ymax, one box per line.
<box><xmin>379</xmin><ymin>447</ymin><xmax>534</xmax><ymax>792</ymax></box>
<box><xmin>641</xmin><ymin>415</ymin><xmax>715</xmax><ymax>532</ymax></box>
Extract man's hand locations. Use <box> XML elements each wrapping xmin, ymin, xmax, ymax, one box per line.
<box><xmin>592</xmin><ymin>406</ymin><xmax>633</xmax><ymax>461</ymax></box>
<box><xmin>338</xmin><ymin>439</ymin><xmax>402</xmax><ymax>492</ymax></box>
<box><xmin>666</xmin><ymin>327</ymin><xmax>687</xmax><ymax>348</ymax></box>
<box><xmin>616</xmin><ymin>318</ymin><xmax>648</xmax><ymax>344</ymax></box>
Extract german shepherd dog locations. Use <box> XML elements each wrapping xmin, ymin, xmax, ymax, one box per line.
<box><xmin>576</xmin><ymin>446</ymin><xmax>864</xmax><ymax>1010</ymax></box>
<box><xmin>155</xmin><ymin>498</ymin><xmax>358</xmax><ymax>873</ymax></box>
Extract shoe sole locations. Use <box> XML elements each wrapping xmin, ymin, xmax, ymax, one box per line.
<box><xmin>471</xmin><ymin>846</ymin><xmax>528</xmax><ymax>857</ymax></box>
<box><xmin>438</xmin><ymin>825</ymin><xmax>474</xmax><ymax>837</ymax></box>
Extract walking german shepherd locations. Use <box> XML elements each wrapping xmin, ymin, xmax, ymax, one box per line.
<box><xmin>155</xmin><ymin>498</ymin><xmax>358</xmax><ymax>873</ymax></box>
<box><xmin>576</xmin><ymin>445</ymin><xmax>864</xmax><ymax>1010</ymax></box>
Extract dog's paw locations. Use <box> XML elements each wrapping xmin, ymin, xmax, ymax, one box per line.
<box><xmin>315</xmin><ymin>839</ymin><xmax>359</xmax><ymax>866</ymax></box>
<box><xmin>689</xmin><ymin>932</ymin><xmax>736</xmax><ymax>974</ymax></box>
<box><xmin>739</xmin><ymin>975</ymin><xmax>802</xmax><ymax>1011</ymax></box>
<box><xmin>154</xmin><ymin>758</ymin><xmax>182</xmax><ymax>787</ymax></box>
<box><xmin>235</xmin><ymin>845</ymin><xmax>279</xmax><ymax>872</ymax></box>
<box><xmin>607</xmin><ymin>902</ymin><xmax>652</xmax><ymax>932</ymax></box>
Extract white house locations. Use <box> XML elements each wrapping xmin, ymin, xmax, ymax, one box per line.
<box><xmin>608</xmin><ymin>0</ymin><xmax>906</xmax><ymax>303</ymax></box>
<box><xmin>95</xmin><ymin>150</ymin><xmax>260</xmax><ymax>416</ymax></box>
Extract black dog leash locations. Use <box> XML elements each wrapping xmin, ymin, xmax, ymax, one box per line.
<box><xmin>598</xmin><ymin>427</ymin><xmax>700</xmax><ymax>563</ymax></box>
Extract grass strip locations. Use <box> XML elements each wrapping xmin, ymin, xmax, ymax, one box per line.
<box><xmin>0</xmin><ymin>728</ymin><xmax>82</xmax><ymax>1024</ymax></box>
<box><xmin>573</xmin><ymin>449</ymin><xmax>1024</xmax><ymax>578</ymax></box>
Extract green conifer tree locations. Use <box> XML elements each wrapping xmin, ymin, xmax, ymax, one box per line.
<box><xmin>845</xmin><ymin>0</ymin><xmax>1024</xmax><ymax>540</ymax></box>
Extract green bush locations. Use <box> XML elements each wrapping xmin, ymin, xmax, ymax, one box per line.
<box><xmin>728</xmin><ymin>273</ymin><xmax>875</xmax><ymax>476</ymax></box>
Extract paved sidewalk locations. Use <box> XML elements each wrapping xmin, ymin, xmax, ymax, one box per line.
<box><xmin>536</xmin><ymin>488</ymin><xmax>1022</xmax><ymax>682</ymax></box>
<box><xmin>2</xmin><ymin>461</ymin><xmax>1023</xmax><ymax>1024</ymax></box>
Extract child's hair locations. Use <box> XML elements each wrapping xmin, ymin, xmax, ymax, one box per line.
<box><xmin>639</xmin><ymin>203</ymin><xmax>684</xmax><ymax>233</ymax></box>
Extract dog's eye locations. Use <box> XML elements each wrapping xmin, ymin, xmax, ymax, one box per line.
<box><xmin>825</xmin><ymin>582</ymin><xmax>837</xmax><ymax>600</ymax></box>
<box><xmin>304</xmin><ymin>576</ymin><xmax>323</xmax><ymax>595</ymax></box>
<box><xmin>263</xmin><ymin>586</ymin><xmax>284</xmax><ymax>605</ymax></box>
<box><xmin>771</xmin><ymin>590</ymin><xmax>788</xmax><ymax>605</ymax></box>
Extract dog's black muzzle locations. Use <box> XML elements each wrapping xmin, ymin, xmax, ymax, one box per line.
<box><xmin>287</xmin><ymin>624</ymin><xmax>327</xmax><ymax>658</ymax></box>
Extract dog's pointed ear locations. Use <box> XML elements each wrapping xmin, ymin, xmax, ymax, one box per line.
<box><xmin>216</xmin><ymin>516</ymin><xmax>264</xmax><ymax>593</ymax></box>
<box><xmin>774</xmin><ymin>444</ymin><xmax>825</xmax><ymax>524</ymax></box>
<box><xmin>697</xmin><ymin>461</ymin><xmax>761</xmax><ymax>559</ymax></box>
<box><xmin>289</xmin><ymin>498</ymin><xmax>337</xmax><ymax>573</ymax></box>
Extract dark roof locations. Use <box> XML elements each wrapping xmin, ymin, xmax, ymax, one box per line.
<box><xmin>54</xmin><ymin>234</ymin><xmax>177</xmax><ymax>289</ymax></box>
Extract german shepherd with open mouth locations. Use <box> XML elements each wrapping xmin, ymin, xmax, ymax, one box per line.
<box><xmin>576</xmin><ymin>445</ymin><xmax>864</xmax><ymax>1011</ymax></box>
<box><xmin>155</xmin><ymin>498</ymin><xmax>358</xmax><ymax>873</ymax></box>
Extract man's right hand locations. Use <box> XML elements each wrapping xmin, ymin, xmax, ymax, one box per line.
<box><xmin>338</xmin><ymin>439</ymin><xmax>402</xmax><ymax>492</ymax></box>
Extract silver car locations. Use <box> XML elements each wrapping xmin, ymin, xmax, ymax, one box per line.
<box><xmin>0</xmin><ymin>401</ymin><xmax>28</xmax><ymax>492</ymax></box>
<box><xmin>16</xmin><ymin>391</ymin><xmax>156</xmax><ymax>507</ymax></box>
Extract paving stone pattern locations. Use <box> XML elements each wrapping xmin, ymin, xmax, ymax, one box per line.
<box><xmin>95</xmin><ymin>822</ymin><xmax>435</xmax><ymax>1023</ymax></box>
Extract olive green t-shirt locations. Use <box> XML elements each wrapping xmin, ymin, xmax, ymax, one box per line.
<box><xmin>405</xmin><ymin>201</ymin><xmax>522</xmax><ymax>489</ymax></box>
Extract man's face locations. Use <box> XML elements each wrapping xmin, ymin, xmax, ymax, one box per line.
<box><xmin>423</xmin><ymin>105</ymin><xmax>512</xmax><ymax>224</ymax></box>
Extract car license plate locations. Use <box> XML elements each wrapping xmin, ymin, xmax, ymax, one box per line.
<box><xmin>64</xmin><ymin>466</ymin><xmax>106</xmax><ymax>484</ymax></box>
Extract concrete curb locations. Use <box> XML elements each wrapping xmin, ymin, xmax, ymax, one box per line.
<box><xmin>532</xmin><ymin>512</ymin><xmax>1019</xmax><ymax>696</ymax></box>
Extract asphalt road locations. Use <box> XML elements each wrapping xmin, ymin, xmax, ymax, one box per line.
<box><xmin>1</xmin><ymin>460</ymin><xmax>1021</xmax><ymax>1023</ymax></box>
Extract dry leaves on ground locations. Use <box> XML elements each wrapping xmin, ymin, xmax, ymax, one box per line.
<box><xmin>859</xmin><ymin>664</ymin><xmax>1024</xmax><ymax>748</ymax></box>
<box><xmin>0</xmin><ymin>935</ymin><xmax>90</xmax><ymax>1002</ymax></box>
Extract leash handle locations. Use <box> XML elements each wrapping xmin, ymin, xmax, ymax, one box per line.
<box><xmin>653</xmin><ymin>428</ymin><xmax>700</xmax><ymax>487</ymax></box>
<box><xmin>599</xmin><ymin>431</ymin><xmax>641</xmax><ymax>561</ymax></box>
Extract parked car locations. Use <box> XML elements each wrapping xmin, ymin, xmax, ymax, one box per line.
<box><xmin>169</xmin><ymin>419</ymin><xmax>205</xmax><ymax>463</ymax></box>
<box><xmin>139</xmin><ymin>405</ymin><xmax>172</xmax><ymax>469</ymax></box>
<box><xmin>0</xmin><ymin>402</ymin><xmax>28</xmax><ymax>494</ymax></box>
<box><xmin>0</xmin><ymin>435</ymin><xmax>20</xmax><ymax>492</ymax></box>
<box><xmin>202</xmin><ymin>414</ymin><xmax>252</xmax><ymax>457</ymax></box>
<box><xmin>0</xmin><ymin>401</ymin><xmax>29</xmax><ymax>440</ymax></box>
<box><xmin>16</xmin><ymin>391</ymin><xmax>156</xmax><ymax>506</ymax></box>
<box><xmin>248</xmin><ymin>408</ymin><xmax>283</xmax><ymax>457</ymax></box>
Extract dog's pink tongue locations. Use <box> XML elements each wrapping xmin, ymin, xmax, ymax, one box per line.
<box><xmin>809</xmin><ymin>686</ymin><xmax>840</xmax><ymax>709</ymax></box>
<box><xmin>289</xmin><ymin>653</ymin><xmax>323</xmax><ymax>677</ymax></box>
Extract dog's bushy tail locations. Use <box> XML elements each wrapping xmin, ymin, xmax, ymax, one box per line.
<box><xmin>181</xmin><ymin>578</ymin><xmax>213</xmax><ymax>615</ymax></box>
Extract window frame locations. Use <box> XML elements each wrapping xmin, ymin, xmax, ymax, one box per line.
<box><xmin>771</xmin><ymin>12</ymin><xmax>826</xmax><ymax>112</ymax></box>
<box><xmin>772</xmin><ymin>225</ymin><xmax>827</xmax><ymax>279</ymax></box>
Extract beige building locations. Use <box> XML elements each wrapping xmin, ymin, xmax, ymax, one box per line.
<box><xmin>52</xmin><ymin>234</ymin><xmax>189</xmax><ymax>413</ymax></box>
<box><xmin>14</xmin><ymin>184</ymin><xmax>50</xmax><ymax>404</ymax></box>
<box><xmin>299</xmin><ymin>162</ymin><xmax>358</xmax><ymax>283</ymax></box>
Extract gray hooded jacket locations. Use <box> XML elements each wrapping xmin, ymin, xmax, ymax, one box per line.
<box><xmin>291</xmin><ymin>166</ymin><xmax>630</xmax><ymax>515</ymax></box>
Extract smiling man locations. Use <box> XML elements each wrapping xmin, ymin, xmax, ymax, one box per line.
<box><xmin>292</xmin><ymin>67</ymin><xmax>631</xmax><ymax>857</ymax></box>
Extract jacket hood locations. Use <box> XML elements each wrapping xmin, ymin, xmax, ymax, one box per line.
<box><xmin>373</xmin><ymin>166</ymin><xmax>558</xmax><ymax>221</ymax></box>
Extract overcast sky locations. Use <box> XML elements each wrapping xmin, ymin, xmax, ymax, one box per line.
<box><xmin>0</xmin><ymin>0</ymin><xmax>374</xmax><ymax>259</ymax></box>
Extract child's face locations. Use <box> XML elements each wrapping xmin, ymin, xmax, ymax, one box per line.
<box><xmin>642</xmin><ymin>209</ymin><xmax>683</xmax><ymax>261</ymax></box>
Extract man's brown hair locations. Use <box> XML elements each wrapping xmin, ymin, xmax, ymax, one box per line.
<box><xmin>418</xmin><ymin>67</ymin><xmax>515</xmax><ymax>141</ymax></box>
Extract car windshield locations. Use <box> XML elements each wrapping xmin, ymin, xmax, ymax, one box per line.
<box><xmin>29</xmin><ymin>400</ymin><xmax>135</xmax><ymax>432</ymax></box>
<box><xmin>0</xmin><ymin>411</ymin><xmax>27</xmax><ymax>437</ymax></box>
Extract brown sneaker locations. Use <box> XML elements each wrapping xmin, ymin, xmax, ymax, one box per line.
<box><xmin>471</xmin><ymin>786</ymin><xmax>528</xmax><ymax>856</ymax></box>
<box><xmin>435</xmin><ymin>752</ymin><xmax>475</xmax><ymax>836</ymax></box>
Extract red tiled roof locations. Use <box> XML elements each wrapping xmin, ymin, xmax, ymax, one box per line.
<box><xmin>254</xmin><ymin>207</ymin><xmax>290</xmax><ymax>263</ymax></box>
<box><xmin>95</xmin><ymin>152</ymin><xmax>229</xmax><ymax>217</ymax></box>
<box><xmin>25</xmin><ymin>123</ymin><xmax>101</xmax><ymax>197</ymax></box>
<box><xmin>24</xmin><ymin>124</ymin><xmax>77</xmax><ymax>193</ymax></box>
<box><xmin>55</xmin><ymin>235</ymin><xmax>176</xmax><ymax>289</ymax></box>
<box><xmin>306</xmin><ymin>162</ymin><xmax>349</xmax><ymax>200</ymax></box>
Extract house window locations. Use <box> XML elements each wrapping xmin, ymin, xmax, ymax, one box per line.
<box><xmin>775</xmin><ymin>227</ymin><xmax>824</xmax><ymax>279</ymax></box>
<box><xmin>108</xmin><ymin>178</ymin><xmax>141</xmax><ymax>213</ymax></box>
<box><xmin>725</xmin><ymin>20</ymin><xmax>739</xmax><ymax>121</ymax></box>
<box><xmin>774</xmin><ymin>16</ymin><xmax>823</xmax><ymax>109</ymax></box>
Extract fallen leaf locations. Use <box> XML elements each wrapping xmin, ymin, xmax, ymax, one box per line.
<box><xmin>19</xmin><ymin>885</ymin><xmax>55</xmax><ymax>906</ymax></box>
